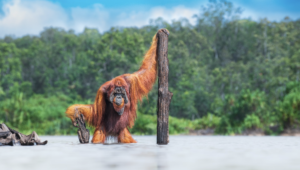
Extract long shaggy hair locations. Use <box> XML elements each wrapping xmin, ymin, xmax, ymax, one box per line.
<box><xmin>65</xmin><ymin>30</ymin><xmax>163</xmax><ymax>136</ymax></box>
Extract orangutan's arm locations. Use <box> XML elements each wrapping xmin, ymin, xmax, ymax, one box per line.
<box><xmin>65</xmin><ymin>104</ymin><xmax>93</xmax><ymax>127</ymax></box>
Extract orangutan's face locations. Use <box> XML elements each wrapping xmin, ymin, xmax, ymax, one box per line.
<box><xmin>109</xmin><ymin>87</ymin><xmax>128</xmax><ymax>115</ymax></box>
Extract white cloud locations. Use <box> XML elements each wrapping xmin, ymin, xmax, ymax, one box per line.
<box><xmin>241</xmin><ymin>9</ymin><xmax>298</xmax><ymax>21</ymax></box>
<box><xmin>113</xmin><ymin>6</ymin><xmax>198</xmax><ymax>28</ymax></box>
<box><xmin>150</xmin><ymin>6</ymin><xmax>198</xmax><ymax>24</ymax></box>
<box><xmin>70</xmin><ymin>4</ymin><xmax>109</xmax><ymax>32</ymax></box>
<box><xmin>0</xmin><ymin>0</ymin><xmax>199</xmax><ymax>37</ymax></box>
<box><xmin>1</xmin><ymin>0</ymin><xmax>295</xmax><ymax>38</ymax></box>
<box><xmin>236</xmin><ymin>2</ymin><xmax>299</xmax><ymax>21</ymax></box>
<box><xmin>0</xmin><ymin>0</ymin><xmax>68</xmax><ymax>37</ymax></box>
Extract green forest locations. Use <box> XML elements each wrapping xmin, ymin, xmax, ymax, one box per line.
<box><xmin>0</xmin><ymin>1</ymin><xmax>300</xmax><ymax>135</ymax></box>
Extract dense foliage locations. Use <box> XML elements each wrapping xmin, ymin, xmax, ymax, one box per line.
<box><xmin>1</xmin><ymin>1</ymin><xmax>300</xmax><ymax>135</ymax></box>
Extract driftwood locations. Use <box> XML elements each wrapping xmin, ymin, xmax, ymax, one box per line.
<box><xmin>157</xmin><ymin>29</ymin><xmax>173</xmax><ymax>145</ymax></box>
<box><xmin>76</xmin><ymin>114</ymin><xmax>90</xmax><ymax>143</ymax></box>
<box><xmin>0</xmin><ymin>123</ymin><xmax>47</xmax><ymax>146</ymax></box>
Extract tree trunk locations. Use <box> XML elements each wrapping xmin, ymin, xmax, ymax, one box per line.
<box><xmin>76</xmin><ymin>114</ymin><xmax>90</xmax><ymax>143</ymax></box>
<box><xmin>156</xmin><ymin>29</ymin><xmax>173</xmax><ymax>145</ymax></box>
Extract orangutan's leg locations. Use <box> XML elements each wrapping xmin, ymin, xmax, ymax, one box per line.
<box><xmin>118</xmin><ymin>128</ymin><xmax>137</xmax><ymax>143</ymax></box>
<box><xmin>92</xmin><ymin>127</ymin><xmax>106</xmax><ymax>144</ymax></box>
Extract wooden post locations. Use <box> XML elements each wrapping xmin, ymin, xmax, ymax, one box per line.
<box><xmin>157</xmin><ymin>29</ymin><xmax>173</xmax><ymax>145</ymax></box>
<box><xmin>76</xmin><ymin>114</ymin><xmax>90</xmax><ymax>143</ymax></box>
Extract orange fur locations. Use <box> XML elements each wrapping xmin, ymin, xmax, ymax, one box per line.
<box><xmin>91</xmin><ymin>128</ymin><xmax>106</xmax><ymax>144</ymax></box>
<box><xmin>118</xmin><ymin>128</ymin><xmax>137</xmax><ymax>143</ymax></box>
<box><xmin>65</xmin><ymin>30</ymin><xmax>167</xmax><ymax>144</ymax></box>
<box><xmin>65</xmin><ymin>104</ymin><xmax>93</xmax><ymax>125</ymax></box>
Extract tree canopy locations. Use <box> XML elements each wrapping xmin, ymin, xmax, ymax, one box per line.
<box><xmin>1</xmin><ymin>0</ymin><xmax>300</xmax><ymax>135</ymax></box>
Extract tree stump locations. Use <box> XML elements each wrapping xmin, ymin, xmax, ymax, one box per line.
<box><xmin>76</xmin><ymin>114</ymin><xmax>90</xmax><ymax>143</ymax></box>
<box><xmin>157</xmin><ymin>29</ymin><xmax>173</xmax><ymax>145</ymax></box>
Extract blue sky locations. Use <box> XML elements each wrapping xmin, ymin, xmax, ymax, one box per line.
<box><xmin>0</xmin><ymin>0</ymin><xmax>299</xmax><ymax>37</ymax></box>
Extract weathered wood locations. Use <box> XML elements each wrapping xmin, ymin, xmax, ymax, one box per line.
<box><xmin>157</xmin><ymin>29</ymin><xmax>173</xmax><ymax>145</ymax></box>
<box><xmin>0</xmin><ymin>123</ymin><xmax>47</xmax><ymax>146</ymax></box>
<box><xmin>76</xmin><ymin>114</ymin><xmax>90</xmax><ymax>143</ymax></box>
<box><xmin>0</xmin><ymin>131</ymin><xmax>10</xmax><ymax>137</ymax></box>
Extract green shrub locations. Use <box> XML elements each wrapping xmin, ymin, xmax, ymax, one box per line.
<box><xmin>278</xmin><ymin>82</ymin><xmax>300</xmax><ymax>128</ymax></box>
<box><xmin>0</xmin><ymin>93</ymin><xmax>80</xmax><ymax>135</ymax></box>
<box><xmin>130</xmin><ymin>112</ymin><xmax>157</xmax><ymax>135</ymax></box>
<box><xmin>243</xmin><ymin>114</ymin><xmax>261</xmax><ymax>129</ymax></box>
<box><xmin>130</xmin><ymin>112</ymin><xmax>194</xmax><ymax>135</ymax></box>
<box><xmin>192</xmin><ymin>113</ymin><xmax>221</xmax><ymax>130</ymax></box>
<box><xmin>215</xmin><ymin>90</ymin><xmax>268</xmax><ymax>134</ymax></box>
